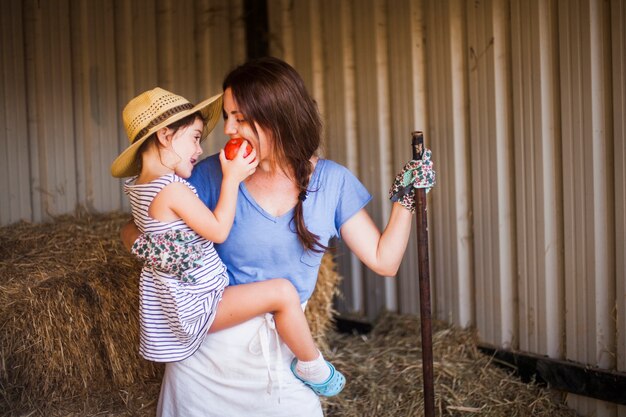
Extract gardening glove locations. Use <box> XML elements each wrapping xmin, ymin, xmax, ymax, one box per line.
<box><xmin>130</xmin><ymin>229</ymin><xmax>204</xmax><ymax>283</ymax></box>
<box><xmin>388</xmin><ymin>149</ymin><xmax>436</xmax><ymax>213</ymax></box>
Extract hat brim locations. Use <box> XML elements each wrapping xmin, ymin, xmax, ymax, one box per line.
<box><xmin>111</xmin><ymin>92</ymin><xmax>223</xmax><ymax>178</ymax></box>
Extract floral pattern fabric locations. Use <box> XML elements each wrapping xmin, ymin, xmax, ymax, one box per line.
<box><xmin>131</xmin><ymin>229</ymin><xmax>204</xmax><ymax>283</ymax></box>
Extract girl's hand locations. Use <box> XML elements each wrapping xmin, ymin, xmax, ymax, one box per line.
<box><xmin>219</xmin><ymin>142</ymin><xmax>258</xmax><ymax>184</ymax></box>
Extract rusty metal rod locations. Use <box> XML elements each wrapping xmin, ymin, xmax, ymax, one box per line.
<box><xmin>412</xmin><ymin>130</ymin><xmax>435</xmax><ymax>417</ymax></box>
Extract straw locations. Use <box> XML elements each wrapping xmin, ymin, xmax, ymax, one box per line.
<box><xmin>0</xmin><ymin>210</ymin><xmax>337</xmax><ymax>415</ymax></box>
<box><xmin>1</xmin><ymin>212</ymin><xmax>576</xmax><ymax>417</ymax></box>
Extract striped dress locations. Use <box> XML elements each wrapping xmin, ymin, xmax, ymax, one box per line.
<box><xmin>124</xmin><ymin>173</ymin><xmax>229</xmax><ymax>362</ymax></box>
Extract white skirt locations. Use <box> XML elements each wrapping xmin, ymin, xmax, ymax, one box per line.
<box><xmin>157</xmin><ymin>313</ymin><xmax>323</xmax><ymax>417</ymax></box>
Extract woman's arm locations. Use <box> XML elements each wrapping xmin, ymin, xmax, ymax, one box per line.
<box><xmin>121</xmin><ymin>221</ymin><xmax>141</xmax><ymax>251</ymax></box>
<box><xmin>339</xmin><ymin>203</ymin><xmax>413</xmax><ymax>277</ymax></box>
<box><xmin>343</xmin><ymin>148</ymin><xmax>435</xmax><ymax>276</ymax></box>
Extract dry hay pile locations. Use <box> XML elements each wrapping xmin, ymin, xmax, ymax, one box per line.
<box><xmin>323</xmin><ymin>313</ymin><xmax>577</xmax><ymax>417</ymax></box>
<box><xmin>306</xmin><ymin>249</ymin><xmax>342</xmax><ymax>352</ymax></box>
<box><xmin>0</xmin><ymin>212</ymin><xmax>577</xmax><ymax>417</ymax></box>
<box><xmin>0</xmin><ymin>211</ymin><xmax>340</xmax><ymax>416</ymax></box>
<box><xmin>0</xmin><ymin>211</ymin><xmax>161</xmax><ymax>414</ymax></box>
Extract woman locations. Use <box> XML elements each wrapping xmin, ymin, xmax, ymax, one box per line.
<box><xmin>122</xmin><ymin>56</ymin><xmax>434</xmax><ymax>416</ymax></box>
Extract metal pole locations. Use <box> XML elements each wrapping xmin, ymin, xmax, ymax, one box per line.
<box><xmin>412</xmin><ymin>130</ymin><xmax>435</xmax><ymax>417</ymax></box>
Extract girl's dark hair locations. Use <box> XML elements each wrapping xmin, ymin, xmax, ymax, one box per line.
<box><xmin>136</xmin><ymin>111</ymin><xmax>205</xmax><ymax>170</ymax></box>
<box><xmin>223</xmin><ymin>57</ymin><xmax>327</xmax><ymax>253</ymax></box>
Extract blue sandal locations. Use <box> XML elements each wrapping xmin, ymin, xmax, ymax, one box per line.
<box><xmin>290</xmin><ymin>358</ymin><xmax>346</xmax><ymax>397</ymax></box>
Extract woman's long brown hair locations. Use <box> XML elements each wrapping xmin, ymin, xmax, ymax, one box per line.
<box><xmin>223</xmin><ymin>57</ymin><xmax>327</xmax><ymax>253</ymax></box>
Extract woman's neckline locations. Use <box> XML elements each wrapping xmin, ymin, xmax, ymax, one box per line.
<box><xmin>239</xmin><ymin>159</ymin><xmax>324</xmax><ymax>221</ymax></box>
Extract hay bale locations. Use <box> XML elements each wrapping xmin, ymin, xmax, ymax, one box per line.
<box><xmin>0</xmin><ymin>212</ymin><xmax>162</xmax><ymax>413</ymax></box>
<box><xmin>305</xmin><ymin>251</ymin><xmax>342</xmax><ymax>352</ymax></box>
<box><xmin>0</xmin><ymin>211</ymin><xmax>340</xmax><ymax>414</ymax></box>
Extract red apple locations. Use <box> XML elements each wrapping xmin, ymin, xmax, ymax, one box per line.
<box><xmin>224</xmin><ymin>138</ymin><xmax>252</xmax><ymax>160</ymax></box>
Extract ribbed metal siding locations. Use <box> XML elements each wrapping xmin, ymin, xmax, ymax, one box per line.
<box><xmin>510</xmin><ymin>0</ymin><xmax>563</xmax><ymax>360</ymax></box>
<box><xmin>1</xmin><ymin>1</ymin><xmax>31</xmax><ymax>224</ymax></box>
<box><xmin>613</xmin><ymin>7</ymin><xmax>626</xmax><ymax>413</ymax></box>
<box><xmin>0</xmin><ymin>0</ymin><xmax>245</xmax><ymax>224</ymax></box>
<box><xmin>466</xmin><ymin>0</ymin><xmax>517</xmax><ymax>347</ymax></box>
<box><xmin>559</xmin><ymin>1</ymin><xmax>619</xmax><ymax>415</ymax></box>
<box><xmin>426</xmin><ymin>0</ymin><xmax>474</xmax><ymax>328</ymax></box>
<box><xmin>614</xmin><ymin>0</ymin><xmax>626</xmax><ymax>379</ymax></box>
<box><xmin>266</xmin><ymin>1</ymin><xmax>625</xmax><ymax>414</ymax></box>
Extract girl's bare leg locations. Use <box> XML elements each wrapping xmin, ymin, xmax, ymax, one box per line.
<box><xmin>209</xmin><ymin>278</ymin><xmax>319</xmax><ymax>361</ymax></box>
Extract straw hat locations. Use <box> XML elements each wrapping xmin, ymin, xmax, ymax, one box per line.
<box><xmin>111</xmin><ymin>87</ymin><xmax>223</xmax><ymax>178</ymax></box>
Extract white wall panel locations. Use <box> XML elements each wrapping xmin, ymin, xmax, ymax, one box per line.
<box><xmin>388</xmin><ymin>0</ymin><xmax>428</xmax><ymax>316</ymax></box>
<box><xmin>350</xmin><ymin>0</ymin><xmax>394</xmax><ymax>319</ymax></box>
<box><xmin>0</xmin><ymin>0</ymin><xmax>31</xmax><ymax>225</ymax></box>
<box><xmin>72</xmin><ymin>0</ymin><xmax>119</xmax><ymax>213</ymax></box>
<box><xmin>467</xmin><ymin>0</ymin><xmax>517</xmax><ymax>347</ymax></box>
<box><xmin>613</xmin><ymin>0</ymin><xmax>626</xmax><ymax>372</ymax></box>
<box><xmin>425</xmin><ymin>0</ymin><xmax>474</xmax><ymax>327</ymax></box>
<box><xmin>113</xmin><ymin>0</ymin><xmax>160</xmax><ymax>212</ymax></box>
<box><xmin>510</xmin><ymin>0</ymin><xmax>563</xmax><ymax>357</ymax></box>
<box><xmin>559</xmin><ymin>0</ymin><xmax>616</xmax><ymax>415</ymax></box>
<box><xmin>612</xmin><ymin>0</ymin><xmax>626</xmax><ymax>415</ymax></box>
<box><xmin>2</xmin><ymin>0</ymin><xmax>244</xmax><ymax>224</ymax></box>
<box><xmin>318</xmin><ymin>0</ymin><xmax>364</xmax><ymax>314</ymax></box>
<box><xmin>24</xmin><ymin>0</ymin><xmax>77</xmax><ymax>221</ymax></box>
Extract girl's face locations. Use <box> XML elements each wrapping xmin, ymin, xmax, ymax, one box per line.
<box><xmin>168</xmin><ymin>117</ymin><xmax>204</xmax><ymax>178</ymax></box>
<box><xmin>222</xmin><ymin>87</ymin><xmax>271</xmax><ymax>163</ymax></box>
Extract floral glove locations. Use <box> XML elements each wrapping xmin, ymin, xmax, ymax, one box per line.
<box><xmin>130</xmin><ymin>229</ymin><xmax>204</xmax><ymax>283</ymax></box>
<box><xmin>388</xmin><ymin>149</ymin><xmax>436</xmax><ymax>213</ymax></box>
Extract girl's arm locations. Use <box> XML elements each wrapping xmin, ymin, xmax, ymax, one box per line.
<box><xmin>339</xmin><ymin>203</ymin><xmax>413</xmax><ymax>277</ymax></box>
<box><xmin>150</xmin><ymin>147</ymin><xmax>257</xmax><ymax>243</ymax></box>
<box><xmin>155</xmin><ymin>182</ymin><xmax>234</xmax><ymax>243</ymax></box>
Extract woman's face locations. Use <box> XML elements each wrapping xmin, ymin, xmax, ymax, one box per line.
<box><xmin>168</xmin><ymin>117</ymin><xmax>204</xmax><ymax>178</ymax></box>
<box><xmin>223</xmin><ymin>87</ymin><xmax>271</xmax><ymax>163</ymax></box>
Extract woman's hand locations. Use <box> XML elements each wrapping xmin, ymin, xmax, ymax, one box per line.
<box><xmin>121</xmin><ymin>220</ymin><xmax>141</xmax><ymax>251</ymax></box>
<box><xmin>388</xmin><ymin>149</ymin><xmax>436</xmax><ymax>213</ymax></box>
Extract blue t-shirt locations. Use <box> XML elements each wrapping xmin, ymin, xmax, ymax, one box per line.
<box><xmin>188</xmin><ymin>154</ymin><xmax>371</xmax><ymax>301</ymax></box>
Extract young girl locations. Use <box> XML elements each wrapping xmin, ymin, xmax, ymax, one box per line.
<box><xmin>111</xmin><ymin>87</ymin><xmax>344</xmax><ymax>396</ymax></box>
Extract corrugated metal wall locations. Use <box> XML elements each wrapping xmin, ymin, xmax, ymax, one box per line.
<box><xmin>559</xmin><ymin>1</ymin><xmax>617</xmax><ymax>414</ymax></box>
<box><xmin>1</xmin><ymin>0</ymin><xmax>625</xmax><ymax>414</ymax></box>
<box><xmin>615</xmin><ymin>0</ymin><xmax>626</xmax><ymax>400</ymax></box>
<box><xmin>265</xmin><ymin>0</ymin><xmax>625</xmax><ymax>415</ymax></box>
<box><xmin>1</xmin><ymin>0</ymin><xmax>245</xmax><ymax>224</ymax></box>
<box><xmin>510</xmin><ymin>0</ymin><xmax>561</xmax><ymax>360</ymax></box>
